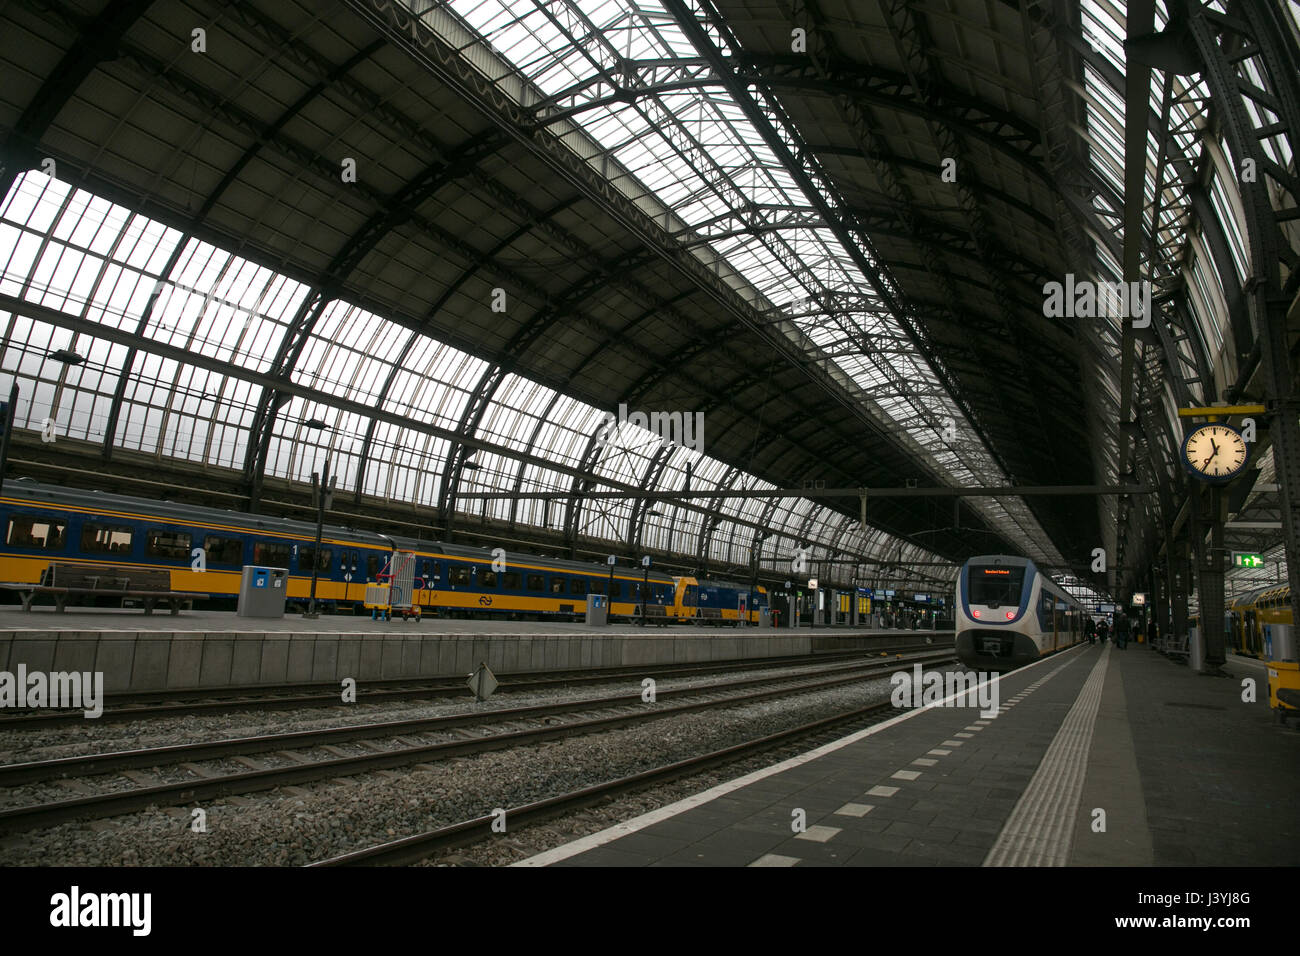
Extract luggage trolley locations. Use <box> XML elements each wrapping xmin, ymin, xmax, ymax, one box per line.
<box><xmin>364</xmin><ymin>550</ymin><xmax>422</xmax><ymax>622</ymax></box>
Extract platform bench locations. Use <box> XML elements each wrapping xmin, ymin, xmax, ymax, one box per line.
<box><xmin>0</xmin><ymin>562</ymin><xmax>208</xmax><ymax>614</ymax></box>
<box><xmin>1164</xmin><ymin>635</ymin><xmax>1190</xmax><ymax>662</ymax></box>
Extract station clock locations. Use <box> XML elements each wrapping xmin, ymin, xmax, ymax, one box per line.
<box><xmin>1180</xmin><ymin>422</ymin><xmax>1248</xmax><ymax>483</ymax></box>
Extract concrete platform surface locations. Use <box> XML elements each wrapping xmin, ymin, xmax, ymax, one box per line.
<box><xmin>520</xmin><ymin>642</ymin><xmax>1300</xmax><ymax>867</ymax></box>
<box><xmin>0</xmin><ymin>606</ymin><xmax>943</xmax><ymax>637</ymax></box>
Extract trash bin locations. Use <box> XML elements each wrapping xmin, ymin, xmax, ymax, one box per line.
<box><xmin>585</xmin><ymin>593</ymin><xmax>608</xmax><ymax>626</ymax></box>
<box><xmin>237</xmin><ymin>565</ymin><xmax>288</xmax><ymax>618</ymax></box>
<box><xmin>1189</xmin><ymin>625</ymin><xmax>1203</xmax><ymax>671</ymax></box>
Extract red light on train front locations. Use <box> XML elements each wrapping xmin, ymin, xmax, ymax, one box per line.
<box><xmin>1005</xmin><ymin>611</ymin><xmax>1016</xmax><ymax>620</ymax></box>
<box><xmin>971</xmin><ymin>608</ymin><xmax>981</xmax><ymax>618</ymax></box>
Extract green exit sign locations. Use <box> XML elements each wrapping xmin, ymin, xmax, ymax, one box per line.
<box><xmin>1232</xmin><ymin>552</ymin><xmax>1264</xmax><ymax>568</ymax></box>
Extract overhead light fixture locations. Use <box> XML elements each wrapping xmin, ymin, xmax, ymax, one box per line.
<box><xmin>302</xmin><ymin>418</ymin><xmax>330</xmax><ymax>430</ymax></box>
<box><xmin>49</xmin><ymin>348</ymin><xmax>85</xmax><ymax>365</ymax></box>
<box><xmin>461</xmin><ymin>461</ymin><xmax>481</xmax><ymax>471</ymax></box>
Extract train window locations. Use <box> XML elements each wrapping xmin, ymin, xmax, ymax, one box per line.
<box><xmin>481</xmin><ymin>570</ymin><xmax>498</xmax><ymax>588</ymax></box>
<box><xmin>610</xmin><ymin>581</ymin><xmax>621</xmax><ymax>598</ymax></box>
<box><xmin>204</xmin><ymin>535</ymin><xmax>243</xmax><ymax>565</ymax></box>
<box><xmin>569</xmin><ymin>578</ymin><xmax>586</xmax><ymax>595</ymax></box>
<box><xmin>367</xmin><ymin>555</ymin><xmax>382</xmax><ymax>579</ymax></box>
<box><xmin>450</xmin><ymin>565</ymin><xmax>472</xmax><ymax>586</ymax></box>
<box><xmin>81</xmin><ymin>523</ymin><xmax>134</xmax><ymax>555</ymax></box>
<box><xmin>146</xmin><ymin>529</ymin><xmax>192</xmax><ymax>560</ymax></box>
<box><xmin>589</xmin><ymin>579</ymin><xmax>605</xmax><ymax>594</ymax></box>
<box><xmin>6</xmin><ymin>515</ymin><xmax>66</xmax><ymax>550</ymax></box>
<box><xmin>253</xmin><ymin>540</ymin><xmax>291</xmax><ymax>566</ymax></box>
<box><xmin>503</xmin><ymin>571</ymin><xmax>521</xmax><ymax>589</ymax></box>
<box><xmin>526</xmin><ymin>574</ymin><xmax>544</xmax><ymax>592</ymax></box>
<box><xmin>549</xmin><ymin>576</ymin><xmax>565</xmax><ymax>594</ymax></box>
<box><xmin>968</xmin><ymin>565</ymin><xmax>1024</xmax><ymax>606</ymax></box>
<box><xmin>421</xmin><ymin>560</ymin><xmax>432</xmax><ymax>580</ymax></box>
<box><xmin>300</xmin><ymin>547</ymin><xmax>332</xmax><ymax>572</ymax></box>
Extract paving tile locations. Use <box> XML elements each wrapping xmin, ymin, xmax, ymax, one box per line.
<box><xmin>795</xmin><ymin>824</ymin><xmax>841</xmax><ymax>843</ymax></box>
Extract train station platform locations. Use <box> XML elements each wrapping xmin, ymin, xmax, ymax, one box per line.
<box><xmin>520</xmin><ymin>642</ymin><xmax>1300</xmax><ymax>866</ymax></box>
<box><xmin>0</xmin><ymin>608</ymin><xmax>949</xmax><ymax>696</ymax></box>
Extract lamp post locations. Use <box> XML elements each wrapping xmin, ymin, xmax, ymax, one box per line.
<box><xmin>606</xmin><ymin>554</ymin><xmax>616</xmax><ymax>624</ymax></box>
<box><xmin>641</xmin><ymin>554</ymin><xmax>652</xmax><ymax>627</ymax></box>
<box><xmin>750</xmin><ymin>531</ymin><xmax>770</xmax><ymax>626</ymax></box>
<box><xmin>304</xmin><ymin>454</ymin><xmax>336</xmax><ymax>620</ymax></box>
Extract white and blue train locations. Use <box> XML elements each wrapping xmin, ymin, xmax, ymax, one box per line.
<box><xmin>954</xmin><ymin>555</ymin><xmax>1085</xmax><ymax>670</ymax></box>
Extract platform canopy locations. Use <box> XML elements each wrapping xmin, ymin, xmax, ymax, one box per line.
<box><xmin>0</xmin><ymin>0</ymin><xmax>1295</xmax><ymax>600</ymax></box>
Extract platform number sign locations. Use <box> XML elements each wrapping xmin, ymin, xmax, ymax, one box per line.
<box><xmin>1232</xmin><ymin>552</ymin><xmax>1264</xmax><ymax>569</ymax></box>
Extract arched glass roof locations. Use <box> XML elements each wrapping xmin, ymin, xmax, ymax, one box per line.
<box><xmin>0</xmin><ymin>168</ymin><xmax>947</xmax><ymax>583</ymax></box>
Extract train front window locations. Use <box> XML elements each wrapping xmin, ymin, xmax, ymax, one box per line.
<box><xmin>968</xmin><ymin>566</ymin><xmax>1024</xmax><ymax>607</ymax></box>
<box><xmin>81</xmin><ymin>523</ymin><xmax>134</xmax><ymax>555</ymax></box>
<box><xmin>146</xmin><ymin>529</ymin><xmax>192</xmax><ymax>560</ymax></box>
<box><xmin>7</xmin><ymin>515</ymin><xmax>66</xmax><ymax>550</ymax></box>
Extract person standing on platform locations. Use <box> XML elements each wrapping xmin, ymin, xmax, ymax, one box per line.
<box><xmin>1115</xmin><ymin>613</ymin><xmax>1129</xmax><ymax>650</ymax></box>
<box><xmin>1085</xmin><ymin>616</ymin><xmax>1096</xmax><ymax>645</ymax></box>
<box><xmin>1147</xmin><ymin>617</ymin><xmax>1157</xmax><ymax>646</ymax></box>
<box><xmin>1098</xmin><ymin>618</ymin><xmax>1110</xmax><ymax>643</ymax></box>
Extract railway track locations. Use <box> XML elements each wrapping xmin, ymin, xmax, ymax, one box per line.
<box><xmin>0</xmin><ymin>641</ymin><xmax>945</xmax><ymax>728</ymax></box>
<box><xmin>311</xmin><ymin>700</ymin><xmax>900</xmax><ymax>866</ymax></box>
<box><xmin>0</xmin><ymin>650</ymin><xmax>954</xmax><ymax>832</ymax></box>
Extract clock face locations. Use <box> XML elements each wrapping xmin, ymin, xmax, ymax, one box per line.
<box><xmin>1182</xmin><ymin>424</ymin><xmax>1248</xmax><ymax>481</ymax></box>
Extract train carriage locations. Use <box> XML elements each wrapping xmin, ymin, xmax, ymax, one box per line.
<box><xmin>0</xmin><ymin>479</ymin><xmax>690</xmax><ymax>622</ymax></box>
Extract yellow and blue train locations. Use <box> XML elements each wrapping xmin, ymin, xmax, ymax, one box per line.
<box><xmin>0</xmin><ymin>479</ymin><xmax>769</xmax><ymax>624</ymax></box>
<box><xmin>1228</xmin><ymin>584</ymin><xmax>1293</xmax><ymax>658</ymax></box>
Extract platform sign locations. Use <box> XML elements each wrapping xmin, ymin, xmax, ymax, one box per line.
<box><xmin>467</xmin><ymin>662</ymin><xmax>498</xmax><ymax>701</ymax></box>
<box><xmin>1098</xmin><ymin>603</ymin><xmax>1116</xmax><ymax>613</ymax></box>
<box><xmin>914</xmin><ymin>594</ymin><xmax>929</xmax><ymax>603</ymax></box>
<box><xmin>1232</xmin><ymin>552</ymin><xmax>1264</xmax><ymax>568</ymax></box>
<box><xmin>1131</xmin><ymin>593</ymin><xmax>1147</xmax><ymax>606</ymax></box>
<box><xmin>808</xmin><ymin>578</ymin><xmax>818</xmax><ymax>590</ymax></box>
